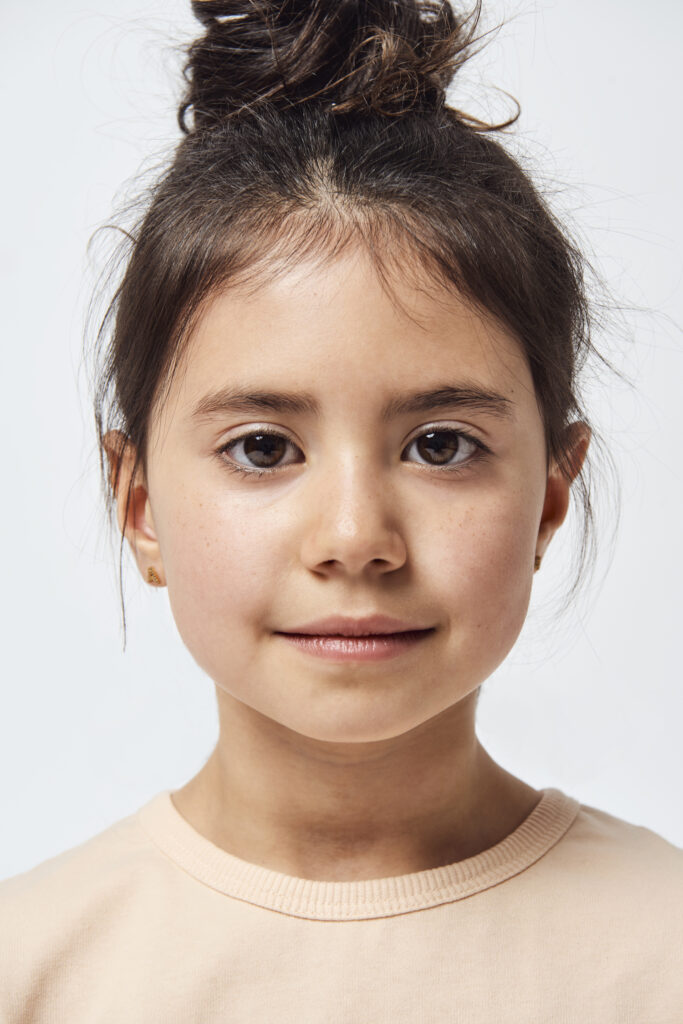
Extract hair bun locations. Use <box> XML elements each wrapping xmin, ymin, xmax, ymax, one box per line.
<box><xmin>180</xmin><ymin>0</ymin><xmax>482</xmax><ymax>131</ymax></box>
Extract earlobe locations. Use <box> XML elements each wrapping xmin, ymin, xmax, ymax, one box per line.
<box><xmin>146</xmin><ymin>566</ymin><xmax>164</xmax><ymax>587</ymax></box>
<box><xmin>102</xmin><ymin>429</ymin><xmax>166</xmax><ymax>587</ymax></box>
<box><xmin>535</xmin><ymin>421</ymin><xmax>591</xmax><ymax>563</ymax></box>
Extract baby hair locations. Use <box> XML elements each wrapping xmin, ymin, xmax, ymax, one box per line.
<box><xmin>92</xmin><ymin>0</ymin><xmax>612</xmax><ymax>627</ymax></box>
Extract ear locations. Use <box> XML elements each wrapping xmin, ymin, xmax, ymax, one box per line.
<box><xmin>536</xmin><ymin>421</ymin><xmax>591</xmax><ymax>562</ymax></box>
<box><xmin>102</xmin><ymin>429</ymin><xmax>166</xmax><ymax>587</ymax></box>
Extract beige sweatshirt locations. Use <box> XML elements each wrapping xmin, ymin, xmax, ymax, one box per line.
<box><xmin>1</xmin><ymin>786</ymin><xmax>682</xmax><ymax>1022</ymax></box>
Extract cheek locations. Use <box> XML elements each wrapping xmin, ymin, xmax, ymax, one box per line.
<box><xmin>427</xmin><ymin>488</ymin><xmax>539</xmax><ymax>661</ymax></box>
<box><xmin>157</xmin><ymin>487</ymin><xmax>280</xmax><ymax>658</ymax></box>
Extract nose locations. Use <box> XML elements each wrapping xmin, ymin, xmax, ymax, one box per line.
<box><xmin>298</xmin><ymin>452</ymin><xmax>408</xmax><ymax>578</ymax></box>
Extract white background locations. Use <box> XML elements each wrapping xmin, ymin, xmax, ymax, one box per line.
<box><xmin>1</xmin><ymin>0</ymin><xmax>681</xmax><ymax>879</ymax></box>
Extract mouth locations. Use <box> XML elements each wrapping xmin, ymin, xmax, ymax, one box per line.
<box><xmin>274</xmin><ymin>628</ymin><xmax>436</xmax><ymax>662</ymax></box>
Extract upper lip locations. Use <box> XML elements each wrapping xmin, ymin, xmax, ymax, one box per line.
<box><xmin>276</xmin><ymin>615</ymin><xmax>434</xmax><ymax>637</ymax></box>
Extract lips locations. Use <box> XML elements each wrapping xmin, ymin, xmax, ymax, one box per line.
<box><xmin>275</xmin><ymin>614</ymin><xmax>434</xmax><ymax>638</ymax></box>
<box><xmin>275</xmin><ymin>625</ymin><xmax>435</xmax><ymax>662</ymax></box>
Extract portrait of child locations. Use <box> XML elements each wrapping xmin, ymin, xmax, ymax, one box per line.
<box><xmin>1</xmin><ymin>1</ymin><xmax>681</xmax><ymax>1019</ymax></box>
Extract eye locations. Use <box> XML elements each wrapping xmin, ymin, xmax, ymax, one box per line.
<box><xmin>218</xmin><ymin>431</ymin><xmax>301</xmax><ymax>474</ymax></box>
<box><xmin>402</xmin><ymin>428</ymin><xmax>485</xmax><ymax>469</ymax></box>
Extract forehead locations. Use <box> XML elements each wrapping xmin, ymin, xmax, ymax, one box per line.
<box><xmin>160</xmin><ymin>246</ymin><xmax>536</xmax><ymax>423</ymax></box>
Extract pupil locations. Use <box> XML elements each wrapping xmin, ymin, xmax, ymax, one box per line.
<box><xmin>243</xmin><ymin>434</ymin><xmax>285</xmax><ymax>468</ymax></box>
<box><xmin>418</xmin><ymin>431</ymin><xmax>458</xmax><ymax>465</ymax></box>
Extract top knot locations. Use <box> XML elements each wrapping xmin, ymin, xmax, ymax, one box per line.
<box><xmin>179</xmin><ymin>0</ymin><xmax>484</xmax><ymax>131</ymax></box>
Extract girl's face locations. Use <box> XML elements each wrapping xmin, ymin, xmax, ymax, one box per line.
<box><xmin>119</xmin><ymin>247</ymin><xmax>581</xmax><ymax>744</ymax></box>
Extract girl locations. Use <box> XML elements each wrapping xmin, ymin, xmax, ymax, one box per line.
<box><xmin>2</xmin><ymin>0</ymin><xmax>681</xmax><ymax>1020</ymax></box>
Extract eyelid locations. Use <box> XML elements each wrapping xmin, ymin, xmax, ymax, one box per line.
<box><xmin>218</xmin><ymin>420</ymin><xmax>488</xmax><ymax>447</ymax></box>
<box><xmin>218</xmin><ymin>426</ymin><xmax>301</xmax><ymax>452</ymax></box>
<box><xmin>405</xmin><ymin>420</ymin><xmax>488</xmax><ymax>445</ymax></box>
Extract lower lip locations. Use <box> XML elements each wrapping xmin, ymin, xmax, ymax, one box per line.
<box><xmin>275</xmin><ymin>630</ymin><xmax>435</xmax><ymax>661</ymax></box>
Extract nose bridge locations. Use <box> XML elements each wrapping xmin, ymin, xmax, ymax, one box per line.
<box><xmin>327</xmin><ymin>445</ymin><xmax>386</xmax><ymax>530</ymax></box>
<box><xmin>299</xmin><ymin>439</ymin><xmax>406</xmax><ymax>576</ymax></box>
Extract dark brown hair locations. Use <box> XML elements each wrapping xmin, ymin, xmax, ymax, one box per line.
<box><xmin>91</xmin><ymin>0</ymin><xmax>617</xmax><ymax>634</ymax></box>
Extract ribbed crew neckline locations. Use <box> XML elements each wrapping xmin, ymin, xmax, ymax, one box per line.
<box><xmin>138</xmin><ymin>787</ymin><xmax>580</xmax><ymax>921</ymax></box>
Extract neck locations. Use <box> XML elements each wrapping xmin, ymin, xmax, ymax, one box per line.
<box><xmin>171</xmin><ymin>687</ymin><xmax>541</xmax><ymax>882</ymax></box>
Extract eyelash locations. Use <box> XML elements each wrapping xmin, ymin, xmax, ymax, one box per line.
<box><xmin>215</xmin><ymin>426</ymin><xmax>491</xmax><ymax>481</ymax></box>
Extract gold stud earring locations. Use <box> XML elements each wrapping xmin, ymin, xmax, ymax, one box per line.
<box><xmin>147</xmin><ymin>566</ymin><xmax>163</xmax><ymax>586</ymax></box>
<box><xmin>534</xmin><ymin>555</ymin><xmax>542</xmax><ymax>572</ymax></box>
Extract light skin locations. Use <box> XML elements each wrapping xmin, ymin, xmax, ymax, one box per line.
<box><xmin>105</xmin><ymin>244</ymin><xmax>589</xmax><ymax>882</ymax></box>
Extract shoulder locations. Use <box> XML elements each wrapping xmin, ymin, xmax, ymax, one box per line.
<box><xmin>564</xmin><ymin>799</ymin><xmax>683</xmax><ymax>873</ymax></box>
<box><xmin>0</xmin><ymin>799</ymin><xmax>167</xmax><ymax>1012</ymax></box>
<box><xmin>543</xmin><ymin>795</ymin><xmax>683</xmax><ymax>924</ymax></box>
<box><xmin>0</xmin><ymin>802</ymin><xmax>156</xmax><ymax>907</ymax></box>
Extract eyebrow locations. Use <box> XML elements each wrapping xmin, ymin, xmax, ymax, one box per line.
<box><xmin>191</xmin><ymin>382</ymin><xmax>514</xmax><ymax>423</ymax></box>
